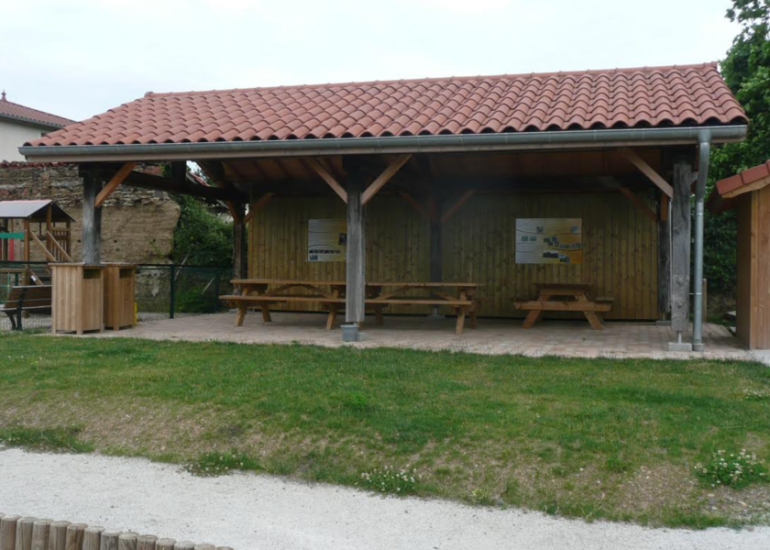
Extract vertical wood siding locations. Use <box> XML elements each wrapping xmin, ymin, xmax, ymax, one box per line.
<box><xmin>249</xmin><ymin>192</ymin><xmax>658</xmax><ymax>320</ymax></box>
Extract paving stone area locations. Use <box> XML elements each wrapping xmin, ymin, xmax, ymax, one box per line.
<box><xmin>89</xmin><ymin>311</ymin><xmax>752</xmax><ymax>361</ymax></box>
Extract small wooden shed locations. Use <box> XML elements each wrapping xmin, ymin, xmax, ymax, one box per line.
<box><xmin>709</xmin><ymin>159</ymin><xmax>770</xmax><ymax>349</ymax></box>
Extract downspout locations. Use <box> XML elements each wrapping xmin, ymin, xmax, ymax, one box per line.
<box><xmin>692</xmin><ymin>131</ymin><xmax>711</xmax><ymax>351</ymax></box>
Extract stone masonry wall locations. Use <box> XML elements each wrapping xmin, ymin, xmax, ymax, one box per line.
<box><xmin>0</xmin><ymin>162</ymin><xmax>180</xmax><ymax>264</ymax></box>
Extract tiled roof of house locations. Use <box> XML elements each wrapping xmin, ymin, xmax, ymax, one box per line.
<box><xmin>715</xmin><ymin>159</ymin><xmax>770</xmax><ymax>197</ymax></box>
<box><xmin>0</xmin><ymin>92</ymin><xmax>75</xmax><ymax>129</ymax></box>
<box><xmin>25</xmin><ymin>63</ymin><xmax>745</xmax><ymax>148</ymax></box>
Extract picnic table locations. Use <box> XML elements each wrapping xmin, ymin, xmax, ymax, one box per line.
<box><xmin>513</xmin><ymin>283</ymin><xmax>613</xmax><ymax>330</ymax></box>
<box><xmin>220</xmin><ymin>279</ymin><xmax>480</xmax><ymax>334</ymax></box>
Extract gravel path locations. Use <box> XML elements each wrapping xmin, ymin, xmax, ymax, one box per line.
<box><xmin>0</xmin><ymin>448</ymin><xmax>768</xmax><ymax>550</ymax></box>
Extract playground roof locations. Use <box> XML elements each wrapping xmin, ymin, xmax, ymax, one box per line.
<box><xmin>0</xmin><ymin>200</ymin><xmax>74</xmax><ymax>222</ymax></box>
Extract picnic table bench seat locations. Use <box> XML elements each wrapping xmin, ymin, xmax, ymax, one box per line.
<box><xmin>1</xmin><ymin>285</ymin><xmax>52</xmax><ymax>330</ymax></box>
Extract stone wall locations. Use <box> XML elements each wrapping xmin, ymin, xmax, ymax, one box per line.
<box><xmin>0</xmin><ymin>162</ymin><xmax>180</xmax><ymax>264</ymax></box>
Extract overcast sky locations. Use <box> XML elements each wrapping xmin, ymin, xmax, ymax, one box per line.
<box><xmin>1</xmin><ymin>0</ymin><xmax>740</xmax><ymax>122</ymax></box>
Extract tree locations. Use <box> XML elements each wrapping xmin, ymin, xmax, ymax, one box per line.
<box><xmin>705</xmin><ymin>0</ymin><xmax>770</xmax><ymax>292</ymax></box>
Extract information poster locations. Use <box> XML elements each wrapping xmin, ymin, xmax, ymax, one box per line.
<box><xmin>515</xmin><ymin>218</ymin><xmax>583</xmax><ymax>264</ymax></box>
<box><xmin>308</xmin><ymin>219</ymin><xmax>347</xmax><ymax>262</ymax></box>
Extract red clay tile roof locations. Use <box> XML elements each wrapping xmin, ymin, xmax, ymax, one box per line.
<box><xmin>0</xmin><ymin>92</ymin><xmax>75</xmax><ymax>129</ymax></box>
<box><xmin>25</xmin><ymin>63</ymin><xmax>745</xmax><ymax>148</ymax></box>
<box><xmin>715</xmin><ymin>159</ymin><xmax>770</xmax><ymax>196</ymax></box>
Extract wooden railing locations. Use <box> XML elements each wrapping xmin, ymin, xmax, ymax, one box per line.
<box><xmin>29</xmin><ymin>230</ymin><xmax>73</xmax><ymax>264</ymax></box>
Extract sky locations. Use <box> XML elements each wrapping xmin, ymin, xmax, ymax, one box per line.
<box><xmin>0</xmin><ymin>0</ymin><xmax>741</xmax><ymax>122</ymax></box>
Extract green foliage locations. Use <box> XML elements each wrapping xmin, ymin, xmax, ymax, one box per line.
<box><xmin>0</xmin><ymin>426</ymin><xmax>93</xmax><ymax>453</ymax></box>
<box><xmin>696</xmin><ymin>448</ymin><xmax>768</xmax><ymax>489</ymax></box>
<box><xmin>705</xmin><ymin>1</ymin><xmax>770</xmax><ymax>292</ymax></box>
<box><xmin>173</xmin><ymin>194</ymin><xmax>233</xmax><ymax>267</ymax></box>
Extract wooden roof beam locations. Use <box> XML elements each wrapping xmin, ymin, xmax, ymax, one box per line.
<box><xmin>243</xmin><ymin>192</ymin><xmax>275</xmax><ymax>224</ymax></box>
<box><xmin>619</xmin><ymin>148</ymin><xmax>674</xmax><ymax>198</ymax></box>
<box><xmin>94</xmin><ymin>162</ymin><xmax>136</xmax><ymax>207</ymax></box>
<box><xmin>362</xmin><ymin>154</ymin><xmax>412</xmax><ymax>205</ymax></box>
<box><xmin>122</xmin><ymin>171</ymin><xmax>246</xmax><ymax>202</ymax></box>
<box><xmin>441</xmin><ymin>190</ymin><xmax>476</xmax><ymax>223</ymax></box>
<box><xmin>304</xmin><ymin>158</ymin><xmax>348</xmax><ymax>202</ymax></box>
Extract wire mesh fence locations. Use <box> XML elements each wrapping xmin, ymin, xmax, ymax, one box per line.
<box><xmin>0</xmin><ymin>261</ymin><xmax>233</xmax><ymax>332</ymax></box>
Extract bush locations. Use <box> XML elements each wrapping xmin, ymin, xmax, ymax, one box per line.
<box><xmin>173</xmin><ymin>195</ymin><xmax>233</xmax><ymax>267</ymax></box>
<box><xmin>695</xmin><ymin>449</ymin><xmax>768</xmax><ymax>489</ymax></box>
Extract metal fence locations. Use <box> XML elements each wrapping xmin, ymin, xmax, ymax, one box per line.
<box><xmin>0</xmin><ymin>261</ymin><xmax>233</xmax><ymax>331</ymax></box>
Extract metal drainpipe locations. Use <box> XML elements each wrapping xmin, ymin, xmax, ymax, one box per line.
<box><xmin>692</xmin><ymin>132</ymin><xmax>711</xmax><ymax>351</ymax></box>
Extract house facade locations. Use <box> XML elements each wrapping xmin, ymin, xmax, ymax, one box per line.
<box><xmin>0</xmin><ymin>92</ymin><xmax>74</xmax><ymax>161</ymax></box>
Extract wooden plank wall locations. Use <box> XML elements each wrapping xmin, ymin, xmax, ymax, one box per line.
<box><xmin>736</xmin><ymin>187</ymin><xmax>770</xmax><ymax>349</ymax></box>
<box><xmin>249</xmin><ymin>191</ymin><xmax>659</xmax><ymax>320</ymax></box>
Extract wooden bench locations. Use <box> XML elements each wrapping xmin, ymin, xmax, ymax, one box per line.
<box><xmin>221</xmin><ymin>279</ymin><xmax>480</xmax><ymax>334</ymax></box>
<box><xmin>1</xmin><ymin>285</ymin><xmax>52</xmax><ymax>330</ymax></box>
<box><xmin>513</xmin><ymin>283</ymin><xmax>613</xmax><ymax>330</ymax></box>
<box><xmin>219</xmin><ymin>295</ymin><xmax>477</xmax><ymax>333</ymax></box>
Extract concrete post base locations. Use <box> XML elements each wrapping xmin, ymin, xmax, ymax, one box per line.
<box><xmin>668</xmin><ymin>341</ymin><xmax>693</xmax><ymax>352</ymax></box>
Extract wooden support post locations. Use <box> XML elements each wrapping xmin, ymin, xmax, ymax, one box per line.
<box><xmin>118</xmin><ymin>533</ymin><xmax>137</xmax><ymax>550</ymax></box>
<box><xmin>657</xmin><ymin>193</ymin><xmax>672</xmax><ymax>320</ymax></box>
<box><xmin>82</xmin><ymin>527</ymin><xmax>104</xmax><ymax>550</ymax></box>
<box><xmin>136</xmin><ymin>536</ymin><xmax>158</xmax><ymax>550</ymax></box>
<box><xmin>671</xmin><ymin>159</ymin><xmax>692</xmax><ymax>337</ymax></box>
<box><xmin>81</xmin><ymin>167</ymin><xmax>102</xmax><ymax>264</ymax></box>
<box><xmin>99</xmin><ymin>531</ymin><xmax>121</xmax><ymax>550</ymax></box>
<box><xmin>429</xmin><ymin>197</ymin><xmax>442</xmax><ymax>284</ymax></box>
<box><xmin>16</xmin><ymin>517</ymin><xmax>36</xmax><ymax>550</ymax></box>
<box><xmin>153</xmin><ymin>541</ymin><xmax>175</xmax><ymax>550</ymax></box>
<box><xmin>345</xmin><ymin>172</ymin><xmax>366</xmax><ymax>324</ymax></box>
<box><xmin>30</xmin><ymin>519</ymin><xmax>50</xmax><ymax>550</ymax></box>
<box><xmin>0</xmin><ymin>515</ymin><xmax>20</xmax><ymax>550</ymax></box>
<box><xmin>64</xmin><ymin>524</ymin><xmax>87</xmax><ymax>550</ymax></box>
<box><xmin>232</xmin><ymin>202</ymin><xmax>247</xmax><ymax>280</ymax></box>
<box><xmin>48</xmin><ymin>522</ymin><xmax>70</xmax><ymax>550</ymax></box>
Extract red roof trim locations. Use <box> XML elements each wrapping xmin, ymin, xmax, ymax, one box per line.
<box><xmin>715</xmin><ymin>160</ymin><xmax>770</xmax><ymax>197</ymax></box>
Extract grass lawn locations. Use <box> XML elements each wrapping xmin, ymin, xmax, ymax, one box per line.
<box><xmin>1</xmin><ymin>332</ymin><xmax>770</xmax><ymax>527</ymax></box>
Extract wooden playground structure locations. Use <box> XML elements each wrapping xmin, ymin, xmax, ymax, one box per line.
<box><xmin>0</xmin><ymin>200</ymin><xmax>74</xmax><ymax>285</ymax></box>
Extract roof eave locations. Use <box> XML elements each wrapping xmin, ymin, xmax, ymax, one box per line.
<box><xmin>0</xmin><ymin>112</ymin><xmax>69</xmax><ymax>131</ymax></box>
<box><xmin>19</xmin><ymin>125</ymin><xmax>748</xmax><ymax>163</ymax></box>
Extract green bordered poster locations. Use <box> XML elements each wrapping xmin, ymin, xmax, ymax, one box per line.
<box><xmin>308</xmin><ymin>219</ymin><xmax>347</xmax><ymax>262</ymax></box>
<box><xmin>515</xmin><ymin>218</ymin><xmax>583</xmax><ymax>264</ymax></box>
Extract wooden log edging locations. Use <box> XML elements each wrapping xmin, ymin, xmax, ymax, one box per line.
<box><xmin>0</xmin><ymin>515</ymin><xmax>232</xmax><ymax>550</ymax></box>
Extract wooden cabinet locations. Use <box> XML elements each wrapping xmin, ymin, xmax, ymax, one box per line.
<box><xmin>50</xmin><ymin>263</ymin><xmax>104</xmax><ymax>334</ymax></box>
<box><xmin>103</xmin><ymin>263</ymin><xmax>136</xmax><ymax>330</ymax></box>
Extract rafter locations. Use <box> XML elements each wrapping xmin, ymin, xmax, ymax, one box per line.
<box><xmin>619</xmin><ymin>148</ymin><xmax>674</xmax><ymax>198</ymax></box>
